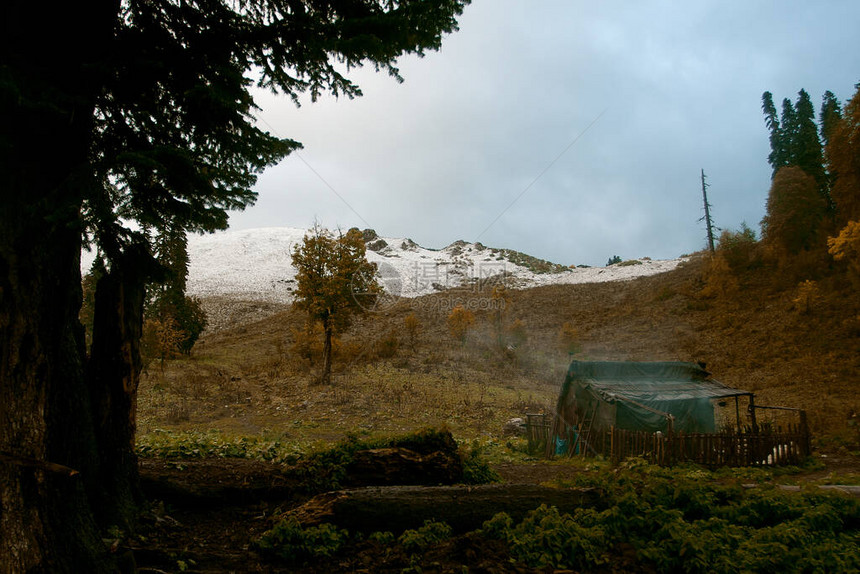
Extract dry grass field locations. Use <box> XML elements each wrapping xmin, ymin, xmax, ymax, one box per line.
<box><xmin>137</xmin><ymin>253</ymin><xmax>860</xmax><ymax>453</ymax></box>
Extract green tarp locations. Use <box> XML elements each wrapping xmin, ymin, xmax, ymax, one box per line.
<box><xmin>557</xmin><ymin>361</ymin><xmax>751</xmax><ymax>434</ymax></box>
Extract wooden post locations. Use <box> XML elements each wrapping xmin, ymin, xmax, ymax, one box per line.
<box><xmin>799</xmin><ymin>409</ymin><xmax>811</xmax><ymax>456</ymax></box>
<box><xmin>701</xmin><ymin>169</ymin><xmax>716</xmax><ymax>253</ymax></box>
<box><xmin>610</xmin><ymin>425</ymin><xmax>615</xmax><ymax>464</ymax></box>
<box><xmin>749</xmin><ymin>395</ymin><xmax>758</xmax><ymax>432</ymax></box>
<box><xmin>735</xmin><ymin>396</ymin><xmax>742</xmax><ymax>433</ymax></box>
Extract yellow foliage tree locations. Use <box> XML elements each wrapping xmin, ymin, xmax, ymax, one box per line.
<box><xmin>447</xmin><ymin>305</ymin><xmax>475</xmax><ymax>344</ymax></box>
<box><xmin>828</xmin><ymin>220</ymin><xmax>860</xmax><ymax>280</ymax></box>
<box><xmin>404</xmin><ymin>312</ymin><xmax>421</xmax><ymax>351</ymax></box>
<box><xmin>141</xmin><ymin>316</ymin><xmax>185</xmax><ymax>374</ymax></box>
<box><xmin>827</xmin><ymin>87</ymin><xmax>860</xmax><ymax>227</ymax></box>
<box><xmin>292</xmin><ymin>224</ymin><xmax>381</xmax><ymax>384</ymax></box>
<box><xmin>506</xmin><ymin>318</ymin><xmax>528</xmax><ymax>347</ymax></box>
<box><xmin>792</xmin><ymin>280</ymin><xmax>821</xmax><ymax>314</ymax></box>
<box><xmin>761</xmin><ymin>166</ymin><xmax>828</xmax><ymax>257</ymax></box>
<box><xmin>700</xmin><ymin>253</ymin><xmax>739</xmax><ymax>299</ymax></box>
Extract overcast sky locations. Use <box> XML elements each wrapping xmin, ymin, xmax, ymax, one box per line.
<box><xmin>229</xmin><ymin>0</ymin><xmax>860</xmax><ymax>267</ymax></box>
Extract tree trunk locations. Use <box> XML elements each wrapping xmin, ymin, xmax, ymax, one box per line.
<box><xmin>0</xmin><ymin>2</ymin><xmax>118</xmax><ymax>571</ymax></box>
<box><xmin>0</xmin><ymin>147</ymin><xmax>111</xmax><ymax>573</ymax></box>
<box><xmin>288</xmin><ymin>484</ymin><xmax>602</xmax><ymax>535</ymax></box>
<box><xmin>87</xmin><ymin>248</ymin><xmax>149</xmax><ymax>528</ymax></box>
<box><xmin>322</xmin><ymin>317</ymin><xmax>333</xmax><ymax>385</ymax></box>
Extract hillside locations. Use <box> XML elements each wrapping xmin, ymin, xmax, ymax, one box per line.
<box><xmin>134</xmin><ymin>249</ymin><xmax>860</xmax><ymax>574</ymax></box>
<box><xmin>139</xmin><ymin>252</ymin><xmax>860</xmax><ymax>449</ymax></box>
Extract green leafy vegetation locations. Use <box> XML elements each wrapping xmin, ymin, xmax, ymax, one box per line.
<box><xmin>252</xmin><ymin>460</ymin><xmax>860</xmax><ymax>572</ymax></box>
<box><xmin>253</xmin><ymin>519</ymin><xmax>349</xmax><ymax>564</ymax></box>
<box><xmin>138</xmin><ymin>427</ymin><xmax>499</xmax><ymax>493</ymax></box>
<box><xmin>397</xmin><ymin>520</ymin><xmax>453</xmax><ymax>554</ymax></box>
<box><xmin>480</xmin><ymin>463</ymin><xmax>860</xmax><ymax>573</ymax></box>
<box><xmin>460</xmin><ymin>441</ymin><xmax>502</xmax><ymax>484</ymax></box>
<box><xmin>136</xmin><ymin>430</ymin><xmax>306</xmax><ymax>463</ymax></box>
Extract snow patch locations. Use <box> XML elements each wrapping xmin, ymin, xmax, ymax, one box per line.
<box><xmin>182</xmin><ymin>227</ymin><xmax>686</xmax><ymax>304</ymax></box>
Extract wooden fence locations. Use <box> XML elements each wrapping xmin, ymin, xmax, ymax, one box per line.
<box><xmin>525</xmin><ymin>413</ymin><xmax>551</xmax><ymax>456</ymax></box>
<box><xmin>609</xmin><ymin>423</ymin><xmax>810</xmax><ymax>467</ymax></box>
<box><xmin>526</xmin><ymin>414</ymin><xmax>811</xmax><ymax>468</ymax></box>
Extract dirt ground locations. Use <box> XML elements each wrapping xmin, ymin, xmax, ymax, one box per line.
<box><xmin>131</xmin><ymin>453</ymin><xmax>859</xmax><ymax>574</ymax></box>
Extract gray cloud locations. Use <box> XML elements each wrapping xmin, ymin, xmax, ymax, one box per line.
<box><xmin>230</xmin><ymin>0</ymin><xmax>860</xmax><ymax>266</ymax></box>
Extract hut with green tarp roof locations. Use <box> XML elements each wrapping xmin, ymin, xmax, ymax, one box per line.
<box><xmin>552</xmin><ymin>360</ymin><xmax>755</xmax><ymax>456</ymax></box>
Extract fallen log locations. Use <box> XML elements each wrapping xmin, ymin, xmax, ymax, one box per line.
<box><xmin>342</xmin><ymin>447</ymin><xmax>463</xmax><ymax>486</ymax></box>
<box><xmin>288</xmin><ymin>484</ymin><xmax>602</xmax><ymax>534</ymax></box>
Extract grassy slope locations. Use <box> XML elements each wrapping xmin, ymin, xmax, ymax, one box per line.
<box><xmin>138</xmin><ymin>254</ymin><xmax>860</xmax><ymax>451</ymax></box>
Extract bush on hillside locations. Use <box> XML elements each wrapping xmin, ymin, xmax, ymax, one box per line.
<box><xmin>717</xmin><ymin>224</ymin><xmax>761</xmax><ymax>272</ymax></box>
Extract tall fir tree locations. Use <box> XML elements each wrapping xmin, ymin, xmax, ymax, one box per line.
<box><xmin>780</xmin><ymin>97</ymin><xmax>799</xmax><ymax>165</ymax></box>
<box><xmin>1</xmin><ymin>1</ymin><xmax>470</xmax><ymax>570</ymax></box>
<box><xmin>147</xmin><ymin>226</ymin><xmax>207</xmax><ymax>355</ymax></box>
<box><xmin>762</xmin><ymin>90</ymin><xmax>830</xmax><ymax>208</ymax></box>
<box><xmin>762</xmin><ymin>91</ymin><xmax>787</xmax><ymax>173</ymax></box>
<box><xmin>793</xmin><ymin>89</ymin><xmax>829</xmax><ymax>206</ymax></box>
<box><xmin>820</xmin><ymin>91</ymin><xmax>844</xmax><ymax>149</ymax></box>
<box><xmin>820</xmin><ymin>91</ymin><xmax>844</xmax><ymax>200</ymax></box>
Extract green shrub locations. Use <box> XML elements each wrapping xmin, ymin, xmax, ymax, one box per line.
<box><xmin>460</xmin><ymin>441</ymin><xmax>501</xmax><ymax>484</ymax></box>
<box><xmin>397</xmin><ymin>520</ymin><xmax>452</xmax><ymax>553</ymax></box>
<box><xmin>717</xmin><ymin>223</ymin><xmax>761</xmax><ymax>271</ymax></box>
<box><xmin>481</xmin><ymin>505</ymin><xmax>608</xmax><ymax>571</ymax></box>
<box><xmin>253</xmin><ymin>518</ymin><xmax>349</xmax><ymax>564</ymax></box>
<box><xmin>374</xmin><ymin>330</ymin><xmax>400</xmax><ymax>358</ymax></box>
<box><xmin>483</xmin><ymin>464</ymin><xmax>860</xmax><ymax>573</ymax></box>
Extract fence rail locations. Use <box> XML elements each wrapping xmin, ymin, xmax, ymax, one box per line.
<box><xmin>609</xmin><ymin>423</ymin><xmax>810</xmax><ymax>467</ymax></box>
<box><xmin>526</xmin><ymin>414</ymin><xmax>810</xmax><ymax>468</ymax></box>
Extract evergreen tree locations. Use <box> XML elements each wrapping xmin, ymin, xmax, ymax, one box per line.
<box><xmin>1</xmin><ymin>1</ymin><xmax>470</xmax><ymax>569</ymax></box>
<box><xmin>147</xmin><ymin>226</ymin><xmax>207</xmax><ymax>355</ymax></box>
<box><xmin>820</xmin><ymin>91</ymin><xmax>843</xmax><ymax>150</ymax></box>
<box><xmin>793</xmin><ymin>90</ymin><xmax>828</xmax><ymax>205</ymax></box>
<box><xmin>762</xmin><ymin>90</ymin><xmax>830</xmax><ymax>208</ymax></box>
<box><xmin>780</xmin><ymin>97</ymin><xmax>799</xmax><ymax>165</ymax></box>
<box><xmin>820</xmin><ymin>91</ymin><xmax>843</xmax><ymax>199</ymax></box>
<box><xmin>762</xmin><ymin>91</ymin><xmax>787</xmax><ymax>173</ymax></box>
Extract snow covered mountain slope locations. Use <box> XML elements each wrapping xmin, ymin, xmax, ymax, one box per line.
<box><xmin>184</xmin><ymin>227</ymin><xmax>686</xmax><ymax>304</ymax></box>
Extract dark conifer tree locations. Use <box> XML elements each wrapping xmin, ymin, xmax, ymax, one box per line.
<box><xmin>1</xmin><ymin>1</ymin><xmax>470</xmax><ymax>570</ymax></box>
<box><xmin>762</xmin><ymin>91</ymin><xmax>787</xmax><ymax>173</ymax></box>
<box><xmin>780</xmin><ymin>97</ymin><xmax>799</xmax><ymax>165</ymax></box>
<box><xmin>763</xmin><ymin>90</ymin><xmax>831</xmax><ymax>208</ymax></box>
<box><xmin>793</xmin><ymin>90</ymin><xmax>829</xmax><ymax>206</ymax></box>
<box><xmin>147</xmin><ymin>226</ymin><xmax>207</xmax><ymax>355</ymax></box>
<box><xmin>820</xmin><ymin>91</ymin><xmax>844</xmax><ymax>149</ymax></box>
